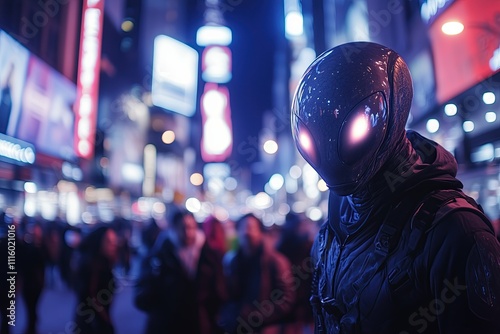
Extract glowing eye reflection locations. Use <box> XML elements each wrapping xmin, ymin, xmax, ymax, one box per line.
<box><xmin>293</xmin><ymin>115</ymin><xmax>318</xmax><ymax>165</ymax></box>
<box><xmin>349</xmin><ymin>114</ymin><xmax>370</xmax><ymax>144</ymax></box>
<box><xmin>299</xmin><ymin>132</ymin><xmax>313</xmax><ymax>151</ymax></box>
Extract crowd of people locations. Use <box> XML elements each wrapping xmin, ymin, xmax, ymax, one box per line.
<box><xmin>0</xmin><ymin>207</ymin><xmax>317</xmax><ymax>334</ymax></box>
<box><xmin>0</xmin><ymin>212</ymin><xmax>132</xmax><ymax>334</ymax></box>
<box><xmin>134</xmin><ymin>209</ymin><xmax>315</xmax><ymax>334</ymax></box>
<box><xmin>3</xmin><ymin>200</ymin><xmax>497</xmax><ymax>334</ymax></box>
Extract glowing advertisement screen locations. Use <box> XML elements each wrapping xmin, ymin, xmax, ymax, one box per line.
<box><xmin>16</xmin><ymin>56</ymin><xmax>77</xmax><ymax>161</ymax></box>
<box><xmin>0</xmin><ymin>30</ymin><xmax>29</xmax><ymax>138</ymax></box>
<box><xmin>152</xmin><ymin>35</ymin><xmax>199</xmax><ymax>117</ymax></box>
<box><xmin>428</xmin><ymin>0</ymin><xmax>500</xmax><ymax>103</ymax></box>
<box><xmin>0</xmin><ymin>30</ymin><xmax>78</xmax><ymax>164</ymax></box>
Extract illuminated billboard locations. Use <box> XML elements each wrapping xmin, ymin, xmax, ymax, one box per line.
<box><xmin>16</xmin><ymin>55</ymin><xmax>76</xmax><ymax>161</ymax></box>
<box><xmin>0</xmin><ymin>30</ymin><xmax>82</xmax><ymax>165</ymax></box>
<box><xmin>0</xmin><ymin>30</ymin><xmax>29</xmax><ymax>138</ymax></box>
<box><xmin>428</xmin><ymin>0</ymin><xmax>500</xmax><ymax>103</ymax></box>
<box><xmin>152</xmin><ymin>35</ymin><xmax>199</xmax><ymax>117</ymax></box>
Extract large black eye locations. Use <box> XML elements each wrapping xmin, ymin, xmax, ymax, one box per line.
<box><xmin>339</xmin><ymin>92</ymin><xmax>387</xmax><ymax>165</ymax></box>
<box><xmin>292</xmin><ymin>113</ymin><xmax>319</xmax><ymax>167</ymax></box>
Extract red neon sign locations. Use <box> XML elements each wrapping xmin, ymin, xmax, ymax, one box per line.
<box><xmin>74</xmin><ymin>0</ymin><xmax>104</xmax><ymax>159</ymax></box>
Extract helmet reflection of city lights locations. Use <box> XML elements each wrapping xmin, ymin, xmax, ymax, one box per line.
<box><xmin>349</xmin><ymin>114</ymin><xmax>370</xmax><ymax>145</ymax></box>
<box><xmin>291</xmin><ymin>115</ymin><xmax>318</xmax><ymax>167</ymax></box>
<box><xmin>299</xmin><ymin>132</ymin><xmax>313</xmax><ymax>152</ymax></box>
<box><xmin>291</xmin><ymin>42</ymin><xmax>412</xmax><ymax>195</ymax></box>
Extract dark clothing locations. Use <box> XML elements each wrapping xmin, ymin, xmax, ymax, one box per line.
<box><xmin>73</xmin><ymin>256</ymin><xmax>115</xmax><ymax>334</ymax></box>
<box><xmin>311</xmin><ymin>132</ymin><xmax>500</xmax><ymax>333</ymax></box>
<box><xmin>198</xmin><ymin>246</ymin><xmax>227</xmax><ymax>334</ymax></box>
<box><xmin>220</xmin><ymin>244</ymin><xmax>295</xmax><ymax>334</ymax></box>
<box><xmin>276</xmin><ymin>234</ymin><xmax>314</xmax><ymax>324</ymax></box>
<box><xmin>60</xmin><ymin>227</ymin><xmax>81</xmax><ymax>289</ymax></box>
<box><xmin>72</xmin><ymin>227</ymin><xmax>117</xmax><ymax>334</ymax></box>
<box><xmin>141</xmin><ymin>218</ymin><xmax>161</xmax><ymax>253</ymax></box>
<box><xmin>19</xmin><ymin>241</ymin><xmax>48</xmax><ymax>334</ymax></box>
<box><xmin>135</xmin><ymin>232</ymin><xmax>216</xmax><ymax>334</ymax></box>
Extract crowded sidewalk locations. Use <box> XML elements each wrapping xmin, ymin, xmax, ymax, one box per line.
<box><xmin>11</xmin><ymin>266</ymin><xmax>146</xmax><ymax>334</ymax></box>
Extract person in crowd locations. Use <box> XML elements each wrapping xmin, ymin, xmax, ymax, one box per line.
<box><xmin>140</xmin><ymin>217</ymin><xmax>161</xmax><ymax>255</ymax></box>
<box><xmin>60</xmin><ymin>225</ymin><xmax>82</xmax><ymax>289</ymax></box>
<box><xmin>291</xmin><ymin>41</ymin><xmax>500</xmax><ymax>333</ymax></box>
<box><xmin>112</xmin><ymin>216</ymin><xmax>132</xmax><ymax>277</ymax></box>
<box><xmin>275</xmin><ymin>212</ymin><xmax>314</xmax><ymax>334</ymax></box>
<box><xmin>44</xmin><ymin>217</ymin><xmax>62</xmax><ymax>289</ymax></box>
<box><xmin>219</xmin><ymin>213</ymin><xmax>295</xmax><ymax>334</ymax></box>
<box><xmin>19</xmin><ymin>219</ymin><xmax>48</xmax><ymax>334</ymax></box>
<box><xmin>199</xmin><ymin>215</ymin><xmax>229</xmax><ymax>334</ymax></box>
<box><xmin>135</xmin><ymin>209</ymin><xmax>207</xmax><ymax>333</ymax></box>
<box><xmin>72</xmin><ymin>225</ymin><xmax>118</xmax><ymax>334</ymax></box>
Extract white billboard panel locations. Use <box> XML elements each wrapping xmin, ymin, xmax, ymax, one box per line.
<box><xmin>152</xmin><ymin>35</ymin><xmax>199</xmax><ymax>117</ymax></box>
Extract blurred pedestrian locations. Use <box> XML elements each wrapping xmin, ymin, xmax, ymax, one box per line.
<box><xmin>199</xmin><ymin>215</ymin><xmax>228</xmax><ymax>334</ymax></box>
<box><xmin>219</xmin><ymin>213</ymin><xmax>295</xmax><ymax>334</ymax></box>
<box><xmin>140</xmin><ymin>217</ymin><xmax>161</xmax><ymax>255</ymax></box>
<box><xmin>135</xmin><ymin>209</ymin><xmax>207</xmax><ymax>333</ymax></box>
<box><xmin>19</xmin><ymin>219</ymin><xmax>48</xmax><ymax>334</ymax></box>
<box><xmin>60</xmin><ymin>225</ymin><xmax>81</xmax><ymax>289</ymax></box>
<box><xmin>72</xmin><ymin>225</ymin><xmax>118</xmax><ymax>334</ymax></box>
<box><xmin>113</xmin><ymin>216</ymin><xmax>132</xmax><ymax>277</ymax></box>
<box><xmin>44</xmin><ymin>218</ymin><xmax>62</xmax><ymax>289</ymax></box>
<box><xmin>276</xmin><ymin>212</ymin><xmax>314</xmax><ymax>334</ymax></box>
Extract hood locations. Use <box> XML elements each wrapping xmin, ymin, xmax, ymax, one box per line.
<box><xmin>385</xmin><ymin>130</ymin><xmax>461</xmax><ymax>192</ymax></box>
<box><xmin>329</xmin><ymin>130</ymin><xmax>463</xmax><ymax>241</ymax></box>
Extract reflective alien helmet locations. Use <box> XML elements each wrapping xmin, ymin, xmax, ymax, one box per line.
<box><xmin>291</xmin><ymin>42</ymin><xmax>413</xmax><ymax>195</ymax></box>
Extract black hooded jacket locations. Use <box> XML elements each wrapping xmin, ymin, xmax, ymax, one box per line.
<box><xmin>311</xmin><ymin>131</ymin><xmax>500</xmax><ymax>334</ymax></box>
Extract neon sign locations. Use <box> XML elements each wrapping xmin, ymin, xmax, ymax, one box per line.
<box><xmin>74</xmin><ymin>0</ymin><xmax>104</xmax><ymax>159</ymax></box>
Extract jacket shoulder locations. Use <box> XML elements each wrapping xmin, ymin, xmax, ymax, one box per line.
<box><xmin>425</xmin><ymin>192</ymin><xmax>494</xmax><ymax>242</ymax></box>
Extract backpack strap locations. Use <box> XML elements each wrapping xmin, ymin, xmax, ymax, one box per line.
<box><xmin>408</xmin><ymin>189</ymin><xmax>492</xmax><ymax>254</ymax></box>
<box><xmin>432</xmin><ymin>192</ymin><xmax>493</xmax><ymax>232</ymax></box>
<box><xmin>387</xmin><ymin>190</ymin><xmax>458</xmax><ymax>291</ymax></box>
<box><xmin>312</xmin><ymin>187</ymin><xmax>486</xmax><ymax>331</ymax></box>
<box><xmin>388</xmin><ymin>189</ymin><xmax>490</xmax><ymax>292</ymax></box>
<box><xmin>344</xmin><ymin>192</ymin><xmax>426</xmax><ymax>301</ymax></box>
<box><xmin>407</xmin><ymin>190</ymin><xmax>462</xmax><ymax>253</ymax></box>
<box><xmin>315</xmin><ymin>191</ymin><xmax>435</xmax><ymax>332</ymax></box>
